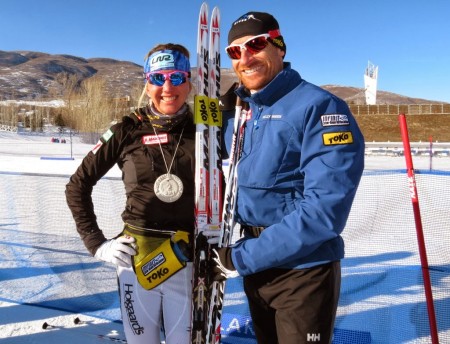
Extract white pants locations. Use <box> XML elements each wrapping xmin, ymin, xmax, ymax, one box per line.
<box><xmin>117</xmin><ymin>263</ymin><xmax>193</xmax><ymax>344</ymax></box>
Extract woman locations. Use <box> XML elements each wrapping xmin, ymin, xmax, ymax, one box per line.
<box><xmin>66</xmin><ymin>43</ymin><xmax>196</xmax><ymax>344</ymax></box>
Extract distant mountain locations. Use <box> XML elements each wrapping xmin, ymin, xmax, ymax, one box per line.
<box><xmin>0</xmin><ymin>50</ymin><xmax>446</xmax><ymax>105</ymax></box>
<box><xmin>0</xmin><ymin>50</ymin><xmax>143</xmax><ymax>100</ymax></box>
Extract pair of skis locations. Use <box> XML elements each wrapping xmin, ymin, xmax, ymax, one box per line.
<box><xmin>192</xmin><ymin>3</ymin><xmax>247</xmax><ymax>343</ymax></box>
<box><xmin>192</xmin><ymin>2</ymin><xmax>224</xmax><ymax>344</ymax></box>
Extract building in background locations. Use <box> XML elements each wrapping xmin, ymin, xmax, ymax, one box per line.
<box><xmin>364</xmin><ymin>61</ymin><xmax>378</xmax><ymax>105</ymax></box>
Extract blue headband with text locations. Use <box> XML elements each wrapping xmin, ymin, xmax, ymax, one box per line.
<box><xmin>144</xmin><ymin>50</ymin><xmax>190</xmax><ymax>74</ymax></box>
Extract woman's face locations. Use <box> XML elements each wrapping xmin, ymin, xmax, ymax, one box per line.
<box><xmin>146</xmin><ymin>70</ymin><xmax>191</xmax><ymax>115</ymax></box>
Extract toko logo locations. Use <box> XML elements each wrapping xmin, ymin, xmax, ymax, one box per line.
<box><xmin>146</xmin><ymin>267</ymin><xmax>170</xmax><ymax>284</ymax></box>
<box><xmin>322</xmin><ymin>131</ymin><xmax>354</xmax><ymax>145</ymax></box>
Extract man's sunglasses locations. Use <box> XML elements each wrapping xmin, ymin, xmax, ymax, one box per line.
<box><xmin>146</xmin><ymin>71</ymin><xmax>189</xmax><ymax>87</ymax></box>
<box><xmin>225</xmin><ymin>34</ymin><xmax>271</xmax><ymax>60</ymax></box>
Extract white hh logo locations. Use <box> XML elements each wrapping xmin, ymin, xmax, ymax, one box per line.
<box><xmin>307</xmin><ymin>333</ymin><xmax>321</xmax><ymax>342</ymax></box>
<box><xmin>142</xmin><ymin>133</ymin><xmax>168</xmax><ymax>145</ymax></box>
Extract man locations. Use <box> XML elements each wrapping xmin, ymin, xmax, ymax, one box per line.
<box><xmin>213</xmin><ymin>11</ymin><xmax>365</xmax><ymax>344</ymax></box>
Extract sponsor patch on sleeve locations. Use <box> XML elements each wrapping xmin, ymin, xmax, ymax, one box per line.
<box><xmin>91</xmin><ymin>129</ymin><xmax>114</xmax><ymax>154</ymax></box>
<box><xmin>322</xmin><ymin>131</ymin><xmax>354</xmax><ymax>145</ymax></box>
<box><xmin>320</xmin><ymin>114</ymin><xmax>349</xmax><ymax>127</ymax></box>
<box><xmin>91</xmin><ymin>140</ymin><xmax>103</xmax><ymax>154</ymax></box>
<box><xmin>102</xmin><ymin>129</ymin><xmax>114</xmax><ymax>142</ymax></box>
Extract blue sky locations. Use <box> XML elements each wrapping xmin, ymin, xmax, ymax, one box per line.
<box><xmin>1</xmin><ymin>0</ymin><xmax>449</xmax><ymax>102</ymax></box>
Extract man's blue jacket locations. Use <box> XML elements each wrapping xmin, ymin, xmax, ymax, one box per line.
<box><xmin>222</xmin><ymin>63</ymin><xmax>365</xmax><ymax>276</ymax></box>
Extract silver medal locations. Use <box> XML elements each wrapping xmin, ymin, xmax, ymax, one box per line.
<box><xmin>149</xmin><ymin>121</ymin><xmax>186</xmax><ymax>203</ymax></box>
<box><xmin>154</xmin><ymin>173</ymin><xmax>184</xmax><ymax>203</ymax></box>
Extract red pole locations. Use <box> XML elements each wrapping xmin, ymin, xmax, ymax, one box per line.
<box><xmin>399</xmin><ymin>113</ymin><xmax>439</xmax><ymax>344</ymax></box>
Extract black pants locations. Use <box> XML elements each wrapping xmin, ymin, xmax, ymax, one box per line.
<box><xmin>243</xmin><ymin>261</ymin><xmax>341</xmax><ymax>344</ymax></box>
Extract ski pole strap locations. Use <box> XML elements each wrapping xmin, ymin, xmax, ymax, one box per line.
<box><xmin>240</xmin><ymin>225</ymin><xmax>266</xmax><ymax>238</ymax></box>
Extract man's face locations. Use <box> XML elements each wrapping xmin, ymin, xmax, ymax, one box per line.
<box><xmin>230</xmin><ymin>35</ymin><xmax>285</xmax><ymax>92</ymax></box>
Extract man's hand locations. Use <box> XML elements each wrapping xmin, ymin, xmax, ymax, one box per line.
<box><xmin>94</xmin><ymin>235</ymin><xmax>136</xmax><ymax>268</ymax></box>
<box><xmin>211</xmin><ymin>247</ymin><xmax>239</xmax><ymax>281</ymax></box>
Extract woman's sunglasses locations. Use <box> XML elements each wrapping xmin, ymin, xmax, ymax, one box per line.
<box><xmin>225</xmin><ymin>34</ymin><xmax>271</xmax><ymax>60</ymax></box>
<box><xmin>146</xmin><ymin>71</ymin><xmax>189</xmax><ymax>87</ymax></box>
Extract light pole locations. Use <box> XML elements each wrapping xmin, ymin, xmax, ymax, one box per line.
<box><xmin>69</xmin><ymin>129</ymin><xmax>73</xmax><ymax>160</ymax></box>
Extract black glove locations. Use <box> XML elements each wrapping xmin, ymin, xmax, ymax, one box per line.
<box><xmin>211</xmin><ymin>247</ymin><xmax>239</xmax><ymax>281</ymax></box>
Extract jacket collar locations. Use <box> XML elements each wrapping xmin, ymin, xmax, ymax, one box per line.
<box><xmin>236</xmin><ymin>62</ymin><xmax>302</xmax><ymax>106</ymax></box>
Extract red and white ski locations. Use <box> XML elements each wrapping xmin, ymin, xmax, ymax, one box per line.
<box><xmin>208</xmin><ymin>0</ymin><xmax>222</xmax><ymax>231</ymax></box>
<box><xmin>204</xmin><ymin>7</ymin><xmax>223</xmax><ymax>343</ymax></box>
<box><xmin>192</xmin><ymin>3</ymin><xmax>223</xmax><ymax>343</ymax></box>
<box><xmin>192</xmin><ymin>3</ymin><xmax>210</xmax><ymax>343</ymax></box>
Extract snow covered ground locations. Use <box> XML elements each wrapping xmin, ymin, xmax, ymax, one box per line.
<box><xmin>1</xmin><ymin>130</ymin><xmax>449</xmax><ymax>175</ymax></box>
<box><xmin>0</xmin><ymin>131</ymin><xmax>125</xmax><ymax>343</ymax></box>
<box><xmin>1</xmin><ymin>130</ymin><xmax>449</xmax><ymax>343</ymax></box>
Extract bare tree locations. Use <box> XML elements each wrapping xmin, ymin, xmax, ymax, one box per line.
<box><xmin>0</xmin><ymin>104</ymin><xmax>19</xmax><ymax>129</ymax></box>
<box><xmin>74</xmin><ymin>76</ymin><xmax>115</xmax><ymax>135</ymax></box>
<box><xmin>0</xmin><ymin>73</ymin><xmax>139</xmax><ymax>136</ymax></box>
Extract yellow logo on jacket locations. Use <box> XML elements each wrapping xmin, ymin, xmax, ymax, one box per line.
<box><xmin>322</xmin><ymin>131</ymin><xmax>354</xmax><ymax>145</ymax></box>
